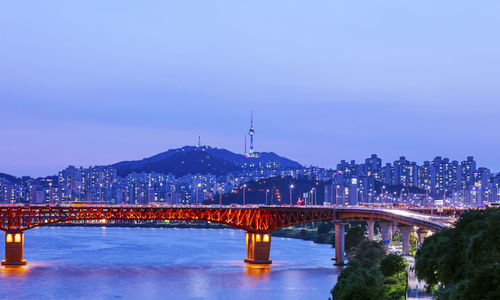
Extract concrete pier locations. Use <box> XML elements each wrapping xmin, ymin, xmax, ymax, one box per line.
<box><xmin>334</xmin><ymin>221</ymin><xmax>347</xmax><ymax>265</ymax></box>
<box><xmin>244</xmin><ymin>232</ymin><xmax>272</xmax><ymax>264</ymax></box>
<box><xmin>379</xmin><ymin>221</ymin><xmax>393</xmax><ymax>251</ymax></box>
<box><xmin>367</xmin><ymin>219</ymin><xmax>375</xmax><ymax>241</ymax></box>
<box><xmin>399</xmin><ymin>225</ymin><xmax>412</xmax><ymax>255</ymax></box>
<box><xmin>2</xmin><ymin>231</ymin><xmax>26</xmax><ymax>266</ymax></box>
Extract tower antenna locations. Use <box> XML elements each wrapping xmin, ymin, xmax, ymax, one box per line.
<box><xmin>245</xmin><ymin>110</ymin><xmax>258</xmax><ymax>158</ymax></box>
<box><xmin>197</xmin><ymin>131</ymin><xmax>201</xmax><ymax>148</ymax></box>
<box><xmin>249</xmin><ymin>111</ymin><xmax>254</xmax><ymax>155</ymax></box>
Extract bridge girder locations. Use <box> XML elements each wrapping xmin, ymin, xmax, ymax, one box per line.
<box><xmin>0</xmin><ymin>206</ymin><xmax>334</xmax><ymax>233</ymax></box>
<box><xmin>0</xmin><ymin>206</ymin><xmax>448</xmax><ymax>233</ymax></box>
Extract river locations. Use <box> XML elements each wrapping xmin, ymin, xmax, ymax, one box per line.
<box><xmin>0</xmin><ymin>227</ymin><xmax>340</xmax><ymax>299</ymax></box>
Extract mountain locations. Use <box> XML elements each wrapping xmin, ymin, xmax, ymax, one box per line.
<box><xmin>110</xmin><ymin>146</ymin><xmax>302</xmax><ymax>177</ymax></box>
<box><xmin>111</xmin><ymin>150</ymin><xmax>239</xmax><ymax>177</ymax></box>
<box><xmin>0</xmin><ymin>172</ymin><xmax>19</xmax><ymax>183</ymax></box>
<box><xmin>206</xmin><ymin>147</ymin><xmax>302</xmax><ymax>168</ymax></box>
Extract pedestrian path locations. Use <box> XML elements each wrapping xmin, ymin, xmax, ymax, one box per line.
<box><xmin>405</xmin><ymin>256</ymin><xmax>433</xmax><ymax>300</ymax></box>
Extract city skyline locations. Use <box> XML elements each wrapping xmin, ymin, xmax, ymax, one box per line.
<box><xmin>2</xmin><ymin>144</ymin><xmax>497</xmax><ymax>207</ymax></box>
<box><xmin>2</xmin><ymin>1</ymin><xmax>500</xmax><ymax>177</ymax></box>
<box><xmin>0</xmin><ymin>139</ymin><xmax>498</xmax><ymax>179</ymax></box>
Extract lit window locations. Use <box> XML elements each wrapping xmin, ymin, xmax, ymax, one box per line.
<box><xmin>6</xmin><ymin>234</ymin><xmax>13</xmax><ymax>243</ymax></box>
<box><xmin>14</xmin><ymin>234</ymin><xmax>21</xmax><ymax>243</ymax></box>
<box><xmin>256</xmin><ymin>234</ymin><xmax>261</xmax><ymax>242</ymax></box>
<box><xmin>263</xmin><ymin>234</ymin><xmax>270</xmax><ymax>242</ymax></box>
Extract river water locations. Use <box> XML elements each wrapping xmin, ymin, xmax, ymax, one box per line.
<box><xmin>0</xmin><ymin>227</ymin><xmax>340</xmax><ymax>300</ymax></box>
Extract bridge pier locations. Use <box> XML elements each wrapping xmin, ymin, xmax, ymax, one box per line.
<box><xmin>1</xmin><ymin>231</ymin><xmax>26</xmax><ymax>266</ymax></box>
<box><xmin>244</xmin><ymin>232</ymin><xmax>272</xmax><ymax>264</ymax></box>
<box><xmin>417</xmin><ymin>229</ymin><xmax>431</xmax><ymax>245</ymax></box>
<box><xmin>399</xmin><ymin>225</ymin><xmax>412</xmax><ymax>255</ymax></box>
<box><xmin>367</xmin><ymin>219</ymin><xmax>375</xmax><ymax>241</ymax></box>
<box><xmin>379</xmin><ymin>221</ymin><xmax>393</xmax><ymax>251</ymax></box>
<box><xmin>334</xmin><ymin>221</ymin><xmax>347</xmax><ymax>266</ymax></box>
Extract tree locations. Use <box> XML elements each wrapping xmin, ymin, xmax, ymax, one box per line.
<box><xmin>353</xmin><ymin>240</ymin><xmax>386</xmax><ymax>268</ymax></box>
<box><xmin>409</xmin><ymin>232</ymin><xmax>419</xmax><ymax>256</ymax></box>
<box><xmin>345</xmin><ymin>224</ymin><xmax>367</xmax><ymax>254</ymax></box>
<box><xmin>331</xmin><ymin>240</ymin><xmax>406</xmax><ymax>300</ymax></box>
<box><xmin>331</xmin><ymin>241</ymin><xmax>386</xmax><ymax>300</ymax></box>
<box><xmin>415</xmin><ymin>208</ymin><xmax>500</xmax><ymax>299</ymax></box>
<box><xmin>317</xmin><ymin>221</ymin><xmax>333</xmax><ymax>234</ymax></box>
<box><xmin>331</xmin><ymin>260</ymin><xmax>384</xmax><ymax>300</ymax></box>
<box><xmin>380</xmin><ymin>254</ymin><xmax>408</xmax><ymax>277</ymax></box>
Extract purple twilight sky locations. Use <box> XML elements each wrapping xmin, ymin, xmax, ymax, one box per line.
<box><xmin>1</xmin><ymin>0</ymin><xmax>500</xmax><ymax>177</ymax></box>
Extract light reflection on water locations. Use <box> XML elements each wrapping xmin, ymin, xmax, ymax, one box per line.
<box><xmin>0</xmin><ymin>227</ymin><xmax>340</xmax><ymax>299</ymax></box>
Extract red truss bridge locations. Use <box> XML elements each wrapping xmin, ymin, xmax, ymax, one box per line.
<box><xmin>0</xmin><ymin>205</ymin><xmax>455</xmax><ymax>266</ymax></box>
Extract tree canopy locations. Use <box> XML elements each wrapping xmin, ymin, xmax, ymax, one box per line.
<box><xmin>331</xmin><ymin>240</ymin><xmax>386</xmax><ymax>300</ymax></box>
<box><xmin>345</xmin><ymin>224</ymin><xmax>366</xmax><ymax>255</ymax></box>
<box><xmin>331</xmin><ymin>228</ymin><xmax>406</xmax><ymax>300</ymax></box>
<box><xmin>380</xmin><ymin>254</ymin><xmax>408</xmax><ymax>277</ymax></box>
<box><xmin>415</xmin><ymin>208</ymin><xmax>500</xmax><ymax>299</ymax></box>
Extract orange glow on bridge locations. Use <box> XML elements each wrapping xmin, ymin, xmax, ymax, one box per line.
<box><xmin>0</xmin><ymin>205</ymin><xmax>455</xmax><ymax>266</ymax></box>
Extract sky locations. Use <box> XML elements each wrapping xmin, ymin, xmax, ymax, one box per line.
<box><xmin>1</xmin><ymin>0</ymin><xmax>500</xmax><ymax>177</ymax></box>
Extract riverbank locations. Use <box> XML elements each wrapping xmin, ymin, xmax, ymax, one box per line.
<box><xmin>271</xmin><ymin>228</ymin><xmax>334</xmax><ymax>245</ymax></box>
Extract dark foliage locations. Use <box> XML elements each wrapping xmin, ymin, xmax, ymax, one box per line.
<box><xmin>112</xmin><ymin>150</ymin><xmax>240</xmax><ymax>177</ymax></box>
<box><xmin>380</xmin><ymin>254</ymin><xmax>408</xmax><ymax>277</ymax></box>
<box><xmin>331</xmin><ymin>237</ymin><xmax>406</xmax><ymax>300</ymax></box>
<box><xmin>331</xmin><ymin>241</ymin><xmax>386</xmax><ymax>300</ymax></box>
<box><xmin>110</xmin><ymin>145</ymin><xmax>302</xmax><ymax>177</ymax></box>
<box><xmin>345</xmin><ymin>224</ymin><xmax>367</xmax><ymax>255</ymax></box>
<box><xmin>415</xmin><ymin>208</ymin><xmax>500</xmax><ymax>299</ymax></box>
<box><xmin>317</xmin><ymin>221</ymin><xmax>333</xmax><ymax>234</ymax></box>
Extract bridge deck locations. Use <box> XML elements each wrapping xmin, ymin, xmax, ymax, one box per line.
<box><xmin>0</xmin><ymin>205</ymin><xmax>454</xmax><ymax>232</ymax></box>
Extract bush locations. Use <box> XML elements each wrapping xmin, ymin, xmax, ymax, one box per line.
<box><xmin>383</xmin><ymin>271</ymin><xmax>407</xmax><ymax>300</ymax></box>
<box><xmin>380</xmin><ymin>254</ymin><xmax>408</xmax><ymax>277</ymax></box>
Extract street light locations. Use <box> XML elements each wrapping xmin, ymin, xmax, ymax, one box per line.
<box><xmin>425</xmin><ymin>186</ymin><xmax>430</xmax><ymax>208</ymax></box>
<box><xmin>49</xmin><ymin>182</ymin><xmax>53</xmax><ymax>205</ymax></box>
<box><xmin>313</xmin><ymin>187</ymin><xmax>316</xmax><ymax>206</ymax></box>
<box><xmin>243</xmin><ymin>184</ymin><xmax>247</xmax><ymax>206</ymax></box>
<box><xmin>171</xmin><ymin>185</ymin><xmax>175</xmax><ymax>206</ymax></box>
<box><xmin>289</xmin><ymin>184</ymin><xmax>294</xmax><ymax>206</ymax></box>
<box><xmin>196</xmin><ymin>183</ymin><xmax>201</xmax><ymax>205</ymax></box>
<box><xmin>336</xmin><ymin>185</ymin><xmax>341</xmax><ymax>206</ymax></box>
<box><xmin>381</xmin><ymin>185</ymin><xmax>385</xmax><ymax>206</ymax></box>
